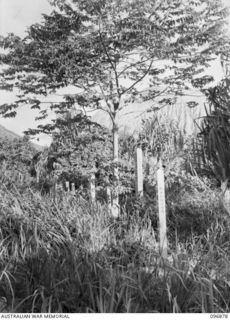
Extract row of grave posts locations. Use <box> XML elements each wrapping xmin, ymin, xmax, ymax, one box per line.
<box><xmin>64</xmin><ymin>181</ymin><xmax>76</xmax><ymax>195</ymax></box>
<box><xmin>89</xmin><ymin>147</ymin><xmax>167</xmax><ymax>258</ymax></box>
<box><xmin>134</xmin><ymin>148</ymin><xmax>167</xmax><ymax>258</ymax></box>
<box><xmin>62</xmin><ymin>147</ymin><xmax>168</xmax><ymax>258</ymax></box>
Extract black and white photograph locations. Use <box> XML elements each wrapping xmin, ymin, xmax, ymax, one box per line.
<box><xmin>0</xmin><ymin>0</ymin><xmax>230</xmax><ymax>315</ymax></box>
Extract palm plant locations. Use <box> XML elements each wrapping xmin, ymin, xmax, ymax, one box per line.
<box><xmin>199</xmin><ymin>77</ymin><xmax>230</xmax><ymax>213</ymax></box>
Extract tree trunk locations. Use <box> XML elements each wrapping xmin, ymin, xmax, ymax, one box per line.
<box><xmin>111</xmin><ymin>122</ymin><xmax>119</xmax><ymax>218</ymax></box>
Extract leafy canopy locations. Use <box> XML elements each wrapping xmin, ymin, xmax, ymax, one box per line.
<box><xmin>0</xmin><ymin>0</ymin><xmax>229</xmax><ymax>136</ymax></box>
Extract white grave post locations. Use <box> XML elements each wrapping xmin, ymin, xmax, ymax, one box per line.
<box><xmin>135</xmin><ymin>147</ymin><xmax>143</xmax><ymax>197</ymax></box>
<box><xmin>90</xmin><ymin>173</ymin><xmax>96</xmax><ymax>202</ymax></box>
<box><xmin>71</xmin><ymin>182</ymin><xmax>76</xmax><ymax>195</ymax></box>
<box><xmin>157</xmin><ymin>159</ymin><xmax>167</xmax><ymax>258</ymax></box>
<box><xmin>65</xmin><ymin>181</ymin><xmax>70</xmax><ymax>193</ymax></box>
<box><xmin>111</xmin><ymin>194</ymin><xmax>119</xmax><ymax>218</ymax></box>
<box><xmin>106</xmin><ymin>186</ymin><xmax>112</xmax><ymax>211</ymax></box>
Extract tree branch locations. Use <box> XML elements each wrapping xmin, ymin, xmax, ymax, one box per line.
<box><xmin>121</xmin><ymin>59</ymin><xmax>154</xmax><ymax>95</ymax></box>
<box><xmin>98</xmin><ymin>20</ymin><xmax>120</xmax><ymax>101</ymax></box>
<box><xmin>117</xmin><ymin>56</ymin><xmax>161</xmax><ymax>78</ymax></box>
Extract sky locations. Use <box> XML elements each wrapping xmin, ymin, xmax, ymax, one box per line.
<box><xmin>0</xmin><ymin>0</ymin><xmax>51</xmax><ymax>37</ymax></box>
<box><xmin>0</xmin><ymin>0</ymin><xmax>52</xmax><ymax>145</ymax></box>
<box><xmin>0</xmin><ymin>0</ymin><xmax>229</xmax><ymax>145</ymax></box>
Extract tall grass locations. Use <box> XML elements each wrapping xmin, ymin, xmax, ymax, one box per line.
<box><xmin>0</xmin><ymin>179</ymin><xmax>229</xmax><ymax>313</ymax></box>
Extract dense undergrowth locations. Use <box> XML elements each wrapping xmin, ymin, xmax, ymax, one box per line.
<box><xmin>0</xmin><ymin>175</ymin><xmax>229</xmax><ymax>313</ymax></box>
<box><xmin>0</xmin><ymin>121</ymin><xmax>229</xmax><ymax>313</ymax></box>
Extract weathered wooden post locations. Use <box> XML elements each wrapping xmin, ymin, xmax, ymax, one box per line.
<box><xmin>157</xmin><ymin>159</ymin><xmax>168</xmax><ymax>259</ymax></box>
<box><xmin>106</xmin><ymin>178</ymin><xmax>119</xmax><ymax>218</ymax></box>
<box><xmin>135</xmin><ymin>147</ymin><xmax>143</xmax><ymax>197</ymax></box>
<box><xmin>106</xmin><ymin>186</ymin><xmax>112</xmax><ymax>210</ymax></box>
<box><xmin>90</xmin><ymin>173</ymin><xmax>96</xmax><ymax>202</ymax></box>
<box><xmin>111</xmin><ymin>192</ymin><xmax>119</xmax><ymax>218</ymax></box>
<box><xmin>106</xmin><ymin>182</ymin><xmax>119</xmax><ymax>218</ymax></box>
<box><xmin>71</xmin><ymin>182</ymin><xmax>76</xmax><ymax>195</ymax></box>
<box><xmin>112</xmin><ymin>122</ymin><xmax>120</xmax><ymax>218</ymax></box>
<box><xmin>65</xmin><ymin>181</ymin><xmax>70</xmax><ymax>193</ymax></box>
<box><xmin>36</xmin><ymin>167</ymin><xmax>40</xmax><ymax>184</ymax></box>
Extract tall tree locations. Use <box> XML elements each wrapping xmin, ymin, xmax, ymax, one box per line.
<box><xmin>0</xmin><ymin>0</ymin><xmax>229</xmax><ymax>214</ymax></box>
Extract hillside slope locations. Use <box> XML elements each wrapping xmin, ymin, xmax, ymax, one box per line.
<box><xmin>0</xmin><ymin>124</ymin><xmax>21</xmax><ymax>140</ymax></box>
<box><xmin>0</xmin><ymin>124</ymin><xmax>43</xmax><ymax>151</ymax></box>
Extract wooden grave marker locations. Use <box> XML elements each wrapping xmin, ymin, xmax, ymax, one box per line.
<box><xmin>65</xmin><ymin>181</ymin><xmax>70</xmax><ymax>192</ymax></box>
<box><xmin>90</xmin><ymin>173</ymin><xmax>96</xmax><ymax>202</ymax></box>
<box><xmin>71</xmin><ymin>182</ymin><xmax>76</xmax><ymax>195</ymax></box>
<box><xmin>135</xmin><ymin>147</ymin><xmax>143</xmax><ymax>197</ymax></box>
<box><xmin>157</xmin><ymin>159</ymin><xmax>168</xmax><ymax>258</ymax></box>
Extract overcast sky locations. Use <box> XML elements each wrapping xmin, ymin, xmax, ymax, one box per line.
<box><xmin>0</xmin><ymin>0</ymin><xmax>229</xmax><ymax>145</ymax></box>
<box><xmin>0</xmin><ymin>0</ymin><xmax>51</xmax><ymax>37</ymax></box>
<box><xmin>0</xmin><ymin>0</ymin><xmax>52</xmax><ymax>145</ymax></box>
